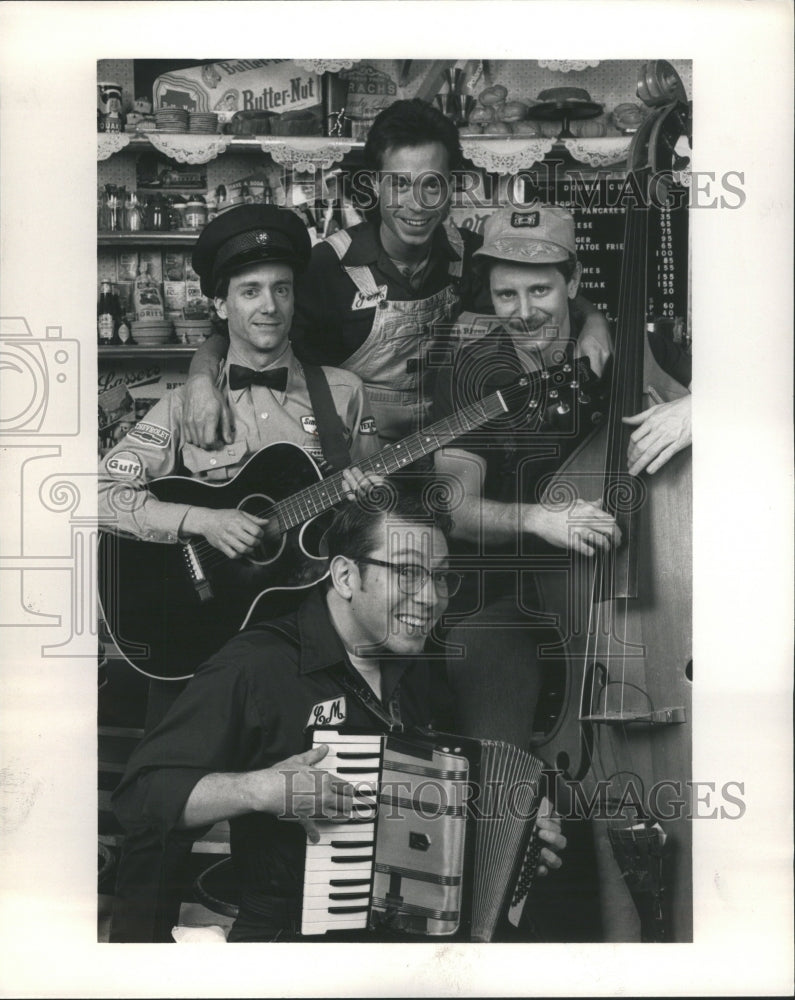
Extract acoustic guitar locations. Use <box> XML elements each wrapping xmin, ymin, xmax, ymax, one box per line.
<box><xmin>99</xmin><ymin>357</ymin><xmax>599</xmax><ymax>680</ymax></box>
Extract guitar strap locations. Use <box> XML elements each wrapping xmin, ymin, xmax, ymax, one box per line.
<box><xmin>302</xmin><ymin>364</ymin><xmax>352</xmax><ymax>472</ymax></box>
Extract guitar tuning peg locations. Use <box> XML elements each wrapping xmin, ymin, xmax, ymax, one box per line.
<box><xmin>555</xmin><ymin>401</ymin><xmax>571</xmax><ymax>416</ymax></box>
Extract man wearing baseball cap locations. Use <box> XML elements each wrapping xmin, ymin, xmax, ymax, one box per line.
<box><xmin>433</xmin><ymin>201</ymin><xmax>620</xmax><ymax>721</ymax></box>
<box><xmin>430</xmin><ymin>203</ymin><xmax>620</xmax><ymax>939</ymax></box>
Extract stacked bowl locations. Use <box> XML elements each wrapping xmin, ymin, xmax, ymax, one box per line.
<box><xmin>174</xmin><ymin>318</ymin><xmax>212</xmax><ymax>345</ymax></box>
<box><xmin>131</xmin><ymin>318</ymin><xmax>172</xmax><ymax>345</ymax></box>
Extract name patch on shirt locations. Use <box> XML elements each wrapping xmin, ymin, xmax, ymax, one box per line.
<box><xmin>127</xmin><ymin>422</ymin><xmax>171</xmax><ymax>448</ymax></box>
<box><xmin>359</xmin><ymin>417</ymin><xmax>377</xmax><ymax>435</ymax></box>
<box><xmin>301</xmin><ymin>415</ymin><xmax>319</xmax><ymax>436</ymax></box>
<box><xmin>351</xmin><ymin>285</ymin><xmax>388</xmax><ymax>311</ymax></box>
<box><xmin>307</xmin><ymin>695</ymin><xmax>347</xmax><ymax>728</ymax></box>
<box><xmin>105</xmin><ymin>450</ymin><xmax>143</xmax><ymax>479</ymax></box>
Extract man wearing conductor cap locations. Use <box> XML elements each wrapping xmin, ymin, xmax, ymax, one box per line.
<box><xmin>99</xmin><ymin>204</ymin><xmax>380</xmax><ymax>565</ymax></box>
<box><xmin>100</xmin><ymin>205</ymin><xmax>382</xmax><ymax>942</ymax></box>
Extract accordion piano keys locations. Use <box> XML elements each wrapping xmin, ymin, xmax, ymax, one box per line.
<box><xmin>301</xmin><ymin>733</ymin><xmax>383</xmax><ymax>935</ymax></box>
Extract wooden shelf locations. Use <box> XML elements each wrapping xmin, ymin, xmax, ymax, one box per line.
<box><xmin>98</xmin><ymin>231</ymin><xmax>200</xmax><ymax>246</ymax></box>
<box><xmin>99</xmin><ymin>345</ymin><xmax>197</xmax><ymax>359</ymax></box>
<box><xmin>119</xmin><ymin>133</ymin><xmax>364</xmax><ymax>152</ymax></box>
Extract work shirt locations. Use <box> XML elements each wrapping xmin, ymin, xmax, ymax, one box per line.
<box><xmin>432</xmin><ymin>310</ymin><xmax>599</xmax><ymax>610</ymax></box>
<box><xmin>112</xmin><ymin>587</ymin><xmax>454</xmax><ymax>924</ymax></box>
<box><xmin>290</xmin><ymin>218</ymin><xmax>491</xmax><ymax>367</ymax></box>
<box><xmin>98</xmin><ymin>347</ymin><xmax>379</xmax><ymax>542</ymax></box>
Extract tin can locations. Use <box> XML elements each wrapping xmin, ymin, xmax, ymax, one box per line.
<box><xmin>98</xmin><ymin>82</ymin><xmax>123</xmax><ymax>116</ymax></box>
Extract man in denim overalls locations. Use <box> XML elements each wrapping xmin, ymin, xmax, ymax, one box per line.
<box><xmin>182</xmin><ymin>100</ymin><xmax>611</xmax><ymax>448</ymax></box>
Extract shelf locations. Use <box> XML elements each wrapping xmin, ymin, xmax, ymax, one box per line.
<box><xmin>123</xmin><ymin>134</ymin><xmax>363</xmax><ymax>153</ymax></box>
<box><xmin>98</xmin><ymin>232</ymin><xmax>200</xmax><ymax>246</ymax></box>
<box><xmin>98</xmin><ymin>132</ymin><xmax>366</xmax><ymax>171</ymax></box>
<box><xmin>99</xmin><ymin>131</ymin><xmax>632</xmax><ymax>175</ymax></box>
<box><xmin>99</xmin><ymin>345</ymin><xmax>197</xmax><ymax>359</ymax></box>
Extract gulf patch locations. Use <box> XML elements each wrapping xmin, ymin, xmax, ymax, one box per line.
<box><xmin>105</xmin><ymin>451</ymin><xmax>143</xmax><ymax>479</ymax></box>
<box><xmin>359</xmin><ymin>417</ymin><xmax>377</xmax><ymax>435</ymax></box>
<box><xmin>128</xmin><ymin>421</ymin><xmax>171</xmax><ymax>448</ymax></box>
<box><xmin>306</xmin><ymin>695</ymin><xmax>347</xmax><ymax>729</ymax></box>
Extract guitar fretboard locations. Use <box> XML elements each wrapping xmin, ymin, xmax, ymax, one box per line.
<box><xmin>272</xmin><ymin>388</ymin><xmax>515</xmax><ymax>532</ymax></box>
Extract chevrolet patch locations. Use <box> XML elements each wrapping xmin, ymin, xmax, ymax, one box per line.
<box><xmin>128</xmin><ymin>421</ymin><xmax>172</xmax><ymax>448</ymax></box>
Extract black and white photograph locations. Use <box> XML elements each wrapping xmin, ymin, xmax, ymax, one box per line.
<box><xmin>0</xmin><ymin>2</ymin><xmax>792</xmax><ymax>997</ymax></box>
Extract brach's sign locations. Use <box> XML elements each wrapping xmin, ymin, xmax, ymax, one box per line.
<box><xmin>153</xmin><ymin>60</ymin><xmax>321</xmax><ymax>124</ymax></box>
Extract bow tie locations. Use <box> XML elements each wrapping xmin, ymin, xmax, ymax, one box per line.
<box><xmin>228</xmin><ymin>364</ymin><xmax>289</xmax><ymax>393</ymax></box>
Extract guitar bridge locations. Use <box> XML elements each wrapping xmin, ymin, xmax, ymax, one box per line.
<box><xmin>182</xmin><ymin>542</ymin><xmax>214</xmax><ymax>603</ymax></box>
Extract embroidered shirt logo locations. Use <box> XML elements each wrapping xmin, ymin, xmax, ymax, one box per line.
<box><xmin>359</xmin><ymin>417</ymin><xmax>377</xmax><ymax>435</ymax></box>
<box><xmin>127</xmin><ymin>421</ymin><xmax>171</xmax><ymax>448</ymax></box>
<box><xmin>510</xmin><ymin>210</ymin><xmax>540</xmax><ymax>228</ymax></box>
<box><xmin>301</xmin><ymin>414</ymin><xmax>318</xmax><ymax>436</ymax></box>
<box><xmin>105</xmin><ymin>451</ymin><xmax>143</xmax><ymax>479</ymax></box>
<box><xmin>307</xmin><ymin>696</ymin><xmax>347</xmax><ymax>728</ymax></box>
<box><xmin>351</xmin><ymin>285</ymin><xmax>388</xmax><ymax>311</ymax></box>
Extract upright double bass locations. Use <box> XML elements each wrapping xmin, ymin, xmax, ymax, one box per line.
<box><xmin>533</xmin><ymin>61</ymin><xmax>693</xmax><ymax>942</ymax></box>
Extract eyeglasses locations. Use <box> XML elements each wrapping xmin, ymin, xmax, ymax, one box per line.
<box><xmin>355</xmin><ymin>558</ymin><xmax>462</xmax><ymax>598</ymax></box>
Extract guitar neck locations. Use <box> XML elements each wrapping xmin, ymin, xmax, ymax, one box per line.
<box><xmin>273</xmin><ymin>385</ymin><xmax>516</xmax><ymax>532</ymax></box>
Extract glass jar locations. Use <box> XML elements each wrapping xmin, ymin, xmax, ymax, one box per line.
<box><xmin>184</xmin><ymin>199</ymin><xmax>208</xmax><ymax>230</ymax></box>
<box><xmin>125</xmin><ymin>192</ymin><xmax>143</xmax><ymax>232</ymax></box>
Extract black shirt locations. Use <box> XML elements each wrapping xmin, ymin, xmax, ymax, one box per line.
<box><xmin>112</xmin><ymin>587</ymin><xmax>454</xmax><ymax>915</ymax></box>
<box><xmin>431</xmin><ymin>312</ymin><xmax>600</xmax><ymax>610</ymax></box>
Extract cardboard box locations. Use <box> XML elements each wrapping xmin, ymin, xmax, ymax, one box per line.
<box><xmin>163</xmin><ymin>280</ymin><xmax>187</xmax><ymax>313</ymax></box>
<box><xmin>163</xmin><ymin>251</ymin><xmax>185</xmax><ymax>282</ymax></box>
<box><xmin>153</xmin><ymin>60</ymin><xmax>321</xmax><ymax>126</ymax></box>
<box><xmin>138</xmin><ymin>250</ymin><xmax>163</xmax><ymax>284</ymax></box>
<box><xmin>117</xmin><ymin>252</ymin><xmax>139</xmax><ymax>282</ymax></box>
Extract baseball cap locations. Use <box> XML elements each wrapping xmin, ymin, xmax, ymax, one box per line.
<box><xmin>192</xmin><ymin>204</ymin><xmax>312</xmax><ymax>297</ymax></box>
<box><xmin>474</xmin><ymin>205</ymin><xmax>577</xmax><ymax>265</ymax></box>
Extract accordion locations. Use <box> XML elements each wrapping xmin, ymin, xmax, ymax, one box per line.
<box><xmin>301</xmin><ymin>728</ymin><xmax>545</xmax><ymax>942</ymax></box>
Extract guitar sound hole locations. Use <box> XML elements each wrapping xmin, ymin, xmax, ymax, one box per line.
<box><xmin>238</xmin><ymin>493</ymin><xmax>284</xmax><ymax>565</ymax></box>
